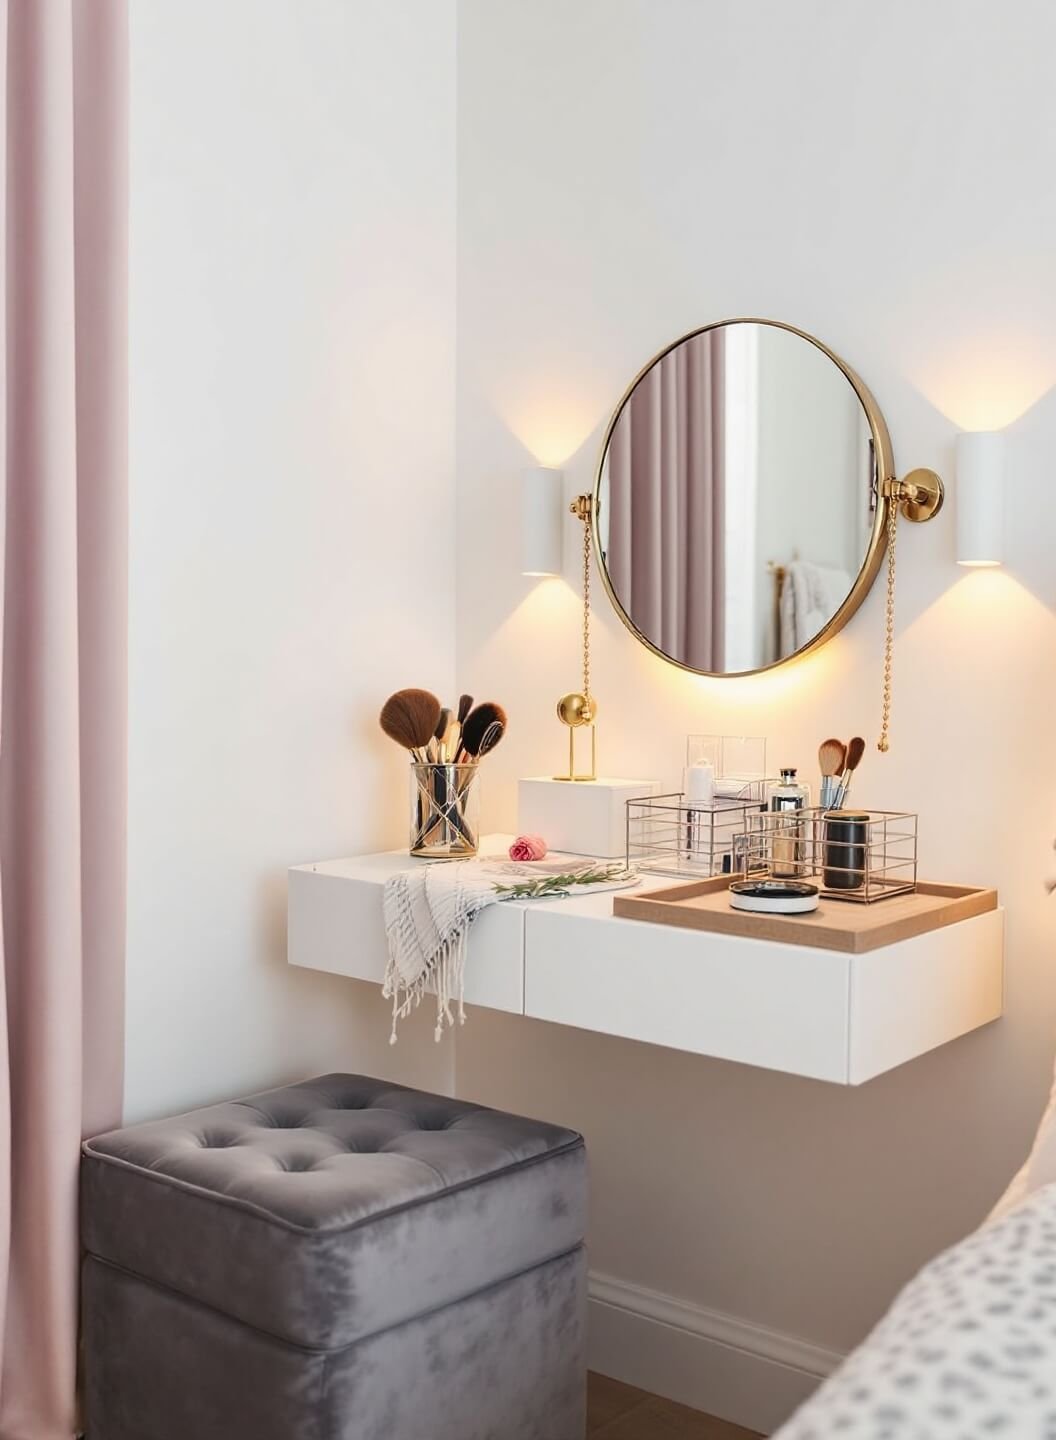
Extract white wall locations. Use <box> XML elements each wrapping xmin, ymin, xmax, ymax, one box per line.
<box><xmin>455</xmin><ymin>0</ymin><xmax>1056</xmax><ymax>1424</ymax></box>
<box><xmin>126</xmin><ymin>0</ymin><xmax>458</xmax><ymax>1122</ymax></box>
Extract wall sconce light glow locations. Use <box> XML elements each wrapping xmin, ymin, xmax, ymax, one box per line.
<box><xmin>955</xmin><ymin>432</ymin><xmax>1004</xmax><ymax>567</ymax></box>
<box><xmin>521</xmin><ymin>467</ymin><xmax>564</xmax><ymax>577</ymax></box>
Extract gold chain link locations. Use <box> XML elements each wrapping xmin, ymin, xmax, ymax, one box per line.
<box><xmin>581</xmin><ymin>506</ymin><xmax>592</xmax><ymax>700</ymax></box>
<box><xmin>877</xmin><ymin>498</ymin><xmax>897</xmax><ymax>753</ymax></box>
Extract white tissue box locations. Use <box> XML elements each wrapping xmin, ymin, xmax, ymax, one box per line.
<box><xmin>517</xmin><ymin>777</ymin><xmax>661</xmax><ymax>860</ymax></box>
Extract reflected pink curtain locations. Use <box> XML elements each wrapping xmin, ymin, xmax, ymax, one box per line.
<box><xmin>0</xmin><ymin>2</ymin><xmax>127</xmax><ymax>1434</ymax></box>
<box><xmin>607</xmin><ymin>331</ymin><xmax>725</xmax><ymax>671</ymax></box>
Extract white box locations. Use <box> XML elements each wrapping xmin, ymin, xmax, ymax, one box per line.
<box><xmin>517</xmin><ymin>776</ymin><xmax>661</xmax><ymax>859</ymax></box>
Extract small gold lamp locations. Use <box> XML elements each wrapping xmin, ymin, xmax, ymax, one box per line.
<box><xmin>555</xmin><ymin>495</ymin><xmax>597</xmax><ymax>781</ymax></box>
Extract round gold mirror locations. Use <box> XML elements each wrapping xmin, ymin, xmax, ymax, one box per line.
<box><xmin>594</xmin><ymin>319</ymin><xmax>896</xmax><ymax>677</ymax></box>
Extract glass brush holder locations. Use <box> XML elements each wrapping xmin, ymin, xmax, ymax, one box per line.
<box><xmin>410</xmin><ymin>763</ymin><xmax>480</xmax><ymax>859</ymax></box>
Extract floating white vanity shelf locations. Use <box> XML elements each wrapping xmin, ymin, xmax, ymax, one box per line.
<box><xmin>288</xmin><ymin>836</ymin><xmax>1004</xmax><ymax>1086</ymax></box>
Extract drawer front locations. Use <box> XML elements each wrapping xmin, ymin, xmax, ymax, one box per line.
<box><xmin>523</xmin><ymin>907</ymin><xmax>851</xmax><ymax>1082</ymax></box>
<box><xmin>848</xmin><ymin>908</ymin><xmax>1004</xmax><ymax>1083</ymax></box>
<box><xmin>288</xmin><ymin>869</ymin><xmax>526</xmax><ymax>1015</ymax></box>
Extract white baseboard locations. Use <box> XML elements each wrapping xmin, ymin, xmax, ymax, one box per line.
<box><xmin>587</xmin><ymin>1270</ymin><xmax>845</xmax><ymax>1436</ymax></box>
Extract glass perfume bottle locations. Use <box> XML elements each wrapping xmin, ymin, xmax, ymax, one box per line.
<box><xmin>770</xmin><ymin>767</ymin><xmax>809</xmax><ymax>878</ymax></box>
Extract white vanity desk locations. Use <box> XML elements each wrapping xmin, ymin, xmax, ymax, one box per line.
<box><xmin>288</xmin><ymin>836</ymin><xmax>1004</xmax><ymax>1085</ymax></box>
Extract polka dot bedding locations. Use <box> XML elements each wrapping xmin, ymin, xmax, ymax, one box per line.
<box><xmin>776</xmin><ymin>1183</ymin><xmax>1056</xmax><ymax>1438</ymax></box>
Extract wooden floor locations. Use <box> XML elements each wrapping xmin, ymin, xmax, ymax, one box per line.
<box><xmin>587</xmin><ymin>1373</ymin><xmax>763</xmax><ymax>1439</ymax></box>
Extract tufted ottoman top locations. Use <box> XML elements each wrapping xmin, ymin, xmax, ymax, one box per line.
<box><xmin>82</xmin><ymin>1073</ymin><xmax>586</xmax><ymax>1351</ymax></box>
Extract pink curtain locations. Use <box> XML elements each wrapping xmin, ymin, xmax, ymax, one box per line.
<box><xmin>606</xmin><ymin>330</ymin><xmax>726</xmax><ymax>671</ymax></box>
<box><xmin>0</xmin><ymin>2</ymin><xmax>127</xmax><ymax>1434</ymax></box>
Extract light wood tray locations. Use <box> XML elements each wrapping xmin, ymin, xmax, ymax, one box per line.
<box><xmin>612</xmin><ymin>878</ymin><xmax>998</xmax><ymax>953</ymax></box>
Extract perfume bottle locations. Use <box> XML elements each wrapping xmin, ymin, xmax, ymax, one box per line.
<box><xmin>770</xmin><ymin>767</ymin><xmax>808</xmax><ymax>878</ymax></box>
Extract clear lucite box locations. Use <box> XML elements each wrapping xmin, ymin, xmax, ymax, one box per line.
<box><xmin>685</xmin><ymin>735</ymin><xmax>768</xmax><ymax>799</ymax></box>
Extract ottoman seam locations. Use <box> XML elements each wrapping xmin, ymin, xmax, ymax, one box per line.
<box><xmin>81</xmin><ymin>1133</ymin><xmax>584</xmax><ymax>1236</ymax></box>
<box><xmin>319</xmin><ymin>1348</ymin><xmax>332</xmax><ymax>1440</ymax></box>
<box><xmin>84</xmin><ymin>1242</ymin><xmax>585</xmax><ymax>1357</ymax></box>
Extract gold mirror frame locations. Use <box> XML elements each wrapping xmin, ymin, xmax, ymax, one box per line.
<box><xmin>591</xmin><ymin>318</ymin><xmax>899</xmax><ymax>679</ymax></box>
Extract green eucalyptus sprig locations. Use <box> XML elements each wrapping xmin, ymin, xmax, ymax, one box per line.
<box><xmin>492</xmin><ymin>864</ymin><xmax>634</xmax><ymax>900</ymax></box>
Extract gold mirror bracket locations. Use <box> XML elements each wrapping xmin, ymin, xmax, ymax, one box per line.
<box><xmin>876</xmin><ymin>468</ymin><xmax>944</xmax><ymax>755</ymax></box>
<box><xmin>554</xmin><ymin>496</ymin><xmax>598</xmax><ymax>782</ymax></box>
<box><xmin>884</xmin><ymin>469</ymin><xmax>944</xmax><ymax>523</ymax></box>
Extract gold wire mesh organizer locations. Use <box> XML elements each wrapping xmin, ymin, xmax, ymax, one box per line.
<box><xmin>625</xmin><ymin>783</ymin><xmax>773</xmax><ymax>879</ymax></box>
<box><xmin>739</xmin><ymin>807</ymin><xmax>918</xmax><ymax>903</ymax></box>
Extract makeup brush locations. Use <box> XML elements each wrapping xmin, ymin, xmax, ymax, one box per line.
<box><xmin>818</xmin><ymin>737</ymin><xmax>847</xmax><ymax>811</ymax></box>
<box><xmin>449</xmin><ymin>705</ymin><xmax>507</xmax><ymax>815</ymax></box>
<box><xmin>433</xmin><ymin>707</ymin><xmax>453</xmax><ymax>762</ymax></box>
<box><xmin>441</xmin><ymin>714</ymin><xmax>459</xmax><ymax>763</ymax></box>
<box><xmin>379</xmin><ymin>689</ymin><xmax>442</xmax><ymax>763</ymax></box>
<box><xmin>448</xmin><ymin>693</ymin><xmax>473</xmax><ymax>761</ymax></box>
<box><xmin>835</xmin><ymin>735</ymin><xmax>866</xmax><ymax>808</ymax></box>
<box><xmin>458</xmin><ymin>702</ymin><xmax>507</xmax><ymax>761</ymax></box>
<box><xmin>474</xmin><ymin>717</ymin><xmax>507</xmax><ymax>759</ymax></box>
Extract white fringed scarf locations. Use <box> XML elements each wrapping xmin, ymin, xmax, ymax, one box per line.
<box><xmin>382</xmin><ymin>861</ymin><xmax>501</xmax><ymax>1043</ymax></box>
<box><xmin>382</xmin><ymin>858</ymin><xmax>636</xmax><ymax>1043</ymax></box>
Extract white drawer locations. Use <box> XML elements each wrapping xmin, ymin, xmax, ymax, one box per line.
<box><xmin>522</xmin><ymin>898</ymin><xmax>1004</xmax><ymax>1084</ymax></box>
<box><xmin>288</xmin><ymin>863</ymin><xmax>525</xmax><ymax>1015</ymax></box>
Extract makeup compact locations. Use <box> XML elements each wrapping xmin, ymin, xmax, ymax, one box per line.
<box><xmin>728</xmin><ymin>879</ymin><xmax>820</xmax><ymax>915</ymax></box>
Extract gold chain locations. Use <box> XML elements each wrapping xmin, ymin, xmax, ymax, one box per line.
<box><xmin>581</xmin><ymin>505</ymin><xmax>592</xmax><ymax>699</ymax></box>
<box><xmin>878</xmin><ymin>497</ymin><xmax>897</xmax><ymax>753</ymax></box>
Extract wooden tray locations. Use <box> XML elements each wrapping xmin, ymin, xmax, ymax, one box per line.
<box><xmin>612</xmin><ymin>878</ymin><xmax>998</xmax><ymax>953</ymax></box>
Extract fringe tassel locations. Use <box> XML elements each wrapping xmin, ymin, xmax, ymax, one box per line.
<box><xmin>384</xmin><ymin>926</ymin><xmax>468</xmax><ymax>1045</ymax></box>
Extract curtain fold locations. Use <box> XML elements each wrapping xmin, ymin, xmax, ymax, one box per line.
<box><xmin>606</xmin><ymin>330</ymin><xmax>726</xmax><ymax>672</ymax></box>
<box><xmin>0</xmin><ymin>2</ymin><xmax>127</xmax><ymax>1434</ymax></box>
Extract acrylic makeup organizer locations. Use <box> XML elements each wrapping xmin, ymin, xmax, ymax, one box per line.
<box><xmin>739</xmin><ymin>808</ymin><xmax>918</xmax><ymax>903</ymax></box>
<box><xmin>686</xmin><ymin>734</ymin><xmax>767</xmax><ymax>784</ymax></box>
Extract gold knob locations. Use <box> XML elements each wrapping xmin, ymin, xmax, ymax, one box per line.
<box><xmin>884</xmin><ymin>469</ymin><xmax>945</xmax><ymax>523</ymax></box>
<box><xmin>556</xmin><ymin>692</ymin><xmax>597</xmax><ymax>728</ymax></box>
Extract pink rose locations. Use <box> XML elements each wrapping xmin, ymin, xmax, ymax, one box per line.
<box><xmin>509</xmin><ymin>834</ymin><xmax>547</xmax><ymax>862</ymax></box>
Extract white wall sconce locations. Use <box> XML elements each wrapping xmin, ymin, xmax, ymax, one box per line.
<box><xmin>520</xmin><ymin>467</ymin><xmax>565</xmax><ymax>576</ymax></box>
<box><xmin>956</xmin><ymin>432</ymin><xmax>1004</xmax><ymax>567</ymax></box>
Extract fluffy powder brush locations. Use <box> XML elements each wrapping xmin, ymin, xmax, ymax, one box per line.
<box><xmin>379</xmin><ymin>689</ymin><xmax>442</xmax><ymax>762</ymax></box>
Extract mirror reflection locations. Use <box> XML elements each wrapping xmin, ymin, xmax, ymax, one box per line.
<box><xmin>597</xmin><ymin>322</ymin><xmax>879</xmax><ymax>675</ymax></box>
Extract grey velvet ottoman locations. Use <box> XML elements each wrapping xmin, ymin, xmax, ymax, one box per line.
<box><xmin>81</xmin><ymin>1073</ymin><xmax>587</xmax><ymax>1440</ymax></box>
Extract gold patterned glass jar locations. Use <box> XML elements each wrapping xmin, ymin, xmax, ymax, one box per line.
<box><xmin>410</xmin><ymin>763</ymin><xmax>480</xmax><ymax>859</ymax></box>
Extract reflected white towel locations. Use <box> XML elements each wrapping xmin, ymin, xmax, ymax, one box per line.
<box><xmin>779</xmin><ymin>560</ymin><xmax>851</xmax><ymax>656</ymax></box>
